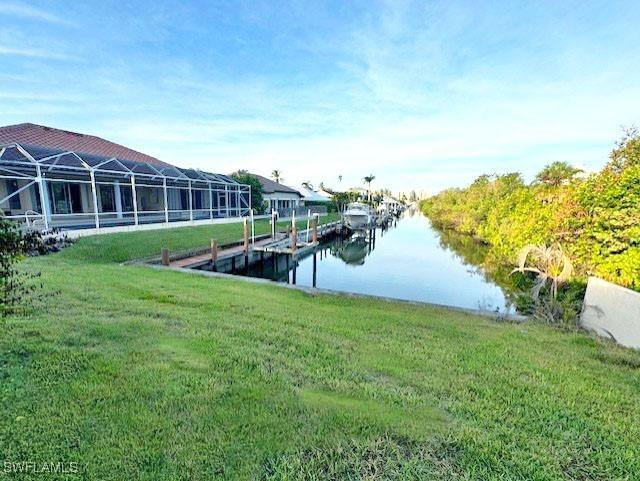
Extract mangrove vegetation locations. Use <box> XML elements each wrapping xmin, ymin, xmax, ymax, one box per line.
<box><xmin>421</xmin><ymin>129</ymin><xmax>640</xmax><ymax>317</ymax></box>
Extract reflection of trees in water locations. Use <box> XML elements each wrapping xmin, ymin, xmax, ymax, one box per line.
<box><xmin>432</xmin><ymin>224</ymin><xmax>524</xmax><ymax>306</ymax></box>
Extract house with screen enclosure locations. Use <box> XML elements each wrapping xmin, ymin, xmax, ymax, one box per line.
<box><xmin>0</xmin><ymin>123</ymin><xmax>251</xmax><ymax>233</ymax></box>
<box><xmin>250</xmin><ymin>173</ymin><xmax>303</xmax><ymax>216</ymax></box>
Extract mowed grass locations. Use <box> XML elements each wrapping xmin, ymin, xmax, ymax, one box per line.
<box><xmin>62</xmin><ymin>214</ymin><xmax>341</xmax><ymax>264</ymax></box>
<box><xmin>1</xmin><ymin>220</ymin><xmax>639</xmax><ymax>480</ymax></box>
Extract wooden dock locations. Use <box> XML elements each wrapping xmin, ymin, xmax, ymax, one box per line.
<box><xmin>162</xmin><ymin>220</ymin><xmax>343</xmax><ymax>270</ymax></box>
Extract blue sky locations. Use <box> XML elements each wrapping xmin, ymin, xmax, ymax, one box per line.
<box><xmin>1</xmin><ymin>0</ymin><xmax>639</xmax><ymax>193</ymax></box>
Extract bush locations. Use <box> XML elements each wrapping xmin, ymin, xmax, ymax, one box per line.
<box><xmin>0</xmin><ymin>217</ymin><xmax>43</xmax><ymax>317</ymax></box>
<box><xmin>230</xmin><ymin>170</ymin><xmax>266</xmax><ymax>214</ymax></box>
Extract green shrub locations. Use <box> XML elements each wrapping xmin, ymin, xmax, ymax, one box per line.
<box><xmin>0</xmin><ymin>217</ymin><xmax>43</xmax><ymax>317</ymax></box>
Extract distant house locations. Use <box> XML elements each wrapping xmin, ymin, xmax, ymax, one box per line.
<box><xmin>380</xmin><ymin>196</ymin><xmax>402</xmax><ymax>212</ymax></box>
<box><xmin>251</xmin><ymin>174</ymin><xmax>302</xmax><ymax>214</ymax></box>
<box><xmin>299</xmin><ymin>185</ymin><xmax>332</xmax><ymax>204</ymax></box>
<box><xmin>0</xmin><ymin>123</ymin><xmax>251</xmax><ymax>232</ymax></box>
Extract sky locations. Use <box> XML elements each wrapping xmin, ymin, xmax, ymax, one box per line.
<box><xmin>1</xmin><ymin>0</ymin><xmax>639</xmax><ymax>194</ymax></box>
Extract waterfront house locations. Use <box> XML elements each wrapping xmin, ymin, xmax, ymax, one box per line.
<box><xmin>298</xmin><ymin>185</ymin><xmax>332</xmax><ymax>204</ymax></box>
<box><xmin>251</xmin><ymin>173</ymin><xmax>302</xmax><ymax>215</ymax></box>
<box><xmin>0</xmin><ymin>123</ymin><xmax>251</xmax><ymax>232</ymax></box>
<box><xmin>380</xmin><ymin>196</ymin><xmax>402</xmax><ymax>212</ymax></box>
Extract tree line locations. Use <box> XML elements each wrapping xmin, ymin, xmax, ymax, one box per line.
<box><xmin>421</xmin><ymin>128</ymin><xmax>640</xmax><ymax>292</ymax></box>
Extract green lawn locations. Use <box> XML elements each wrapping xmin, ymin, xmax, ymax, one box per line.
<box><xmin>62</xmin><ymin>214</ymin><xmax>341</xmax><ymax>264</ymax></box>
<box><xmin>1</xmin><ymin>219</ymin><xmax>639</xmax><ymax>480</ymax></box>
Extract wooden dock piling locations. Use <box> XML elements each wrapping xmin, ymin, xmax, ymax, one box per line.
<box><xmin>243</xmin><ymin>218</ymin><xmax>249</xmax><ymax>253</ymax></box>
<box><xmin>311</xmin><ymin>218</ymin><xmax>318</xmax><ymax>243</ymax></box>
<box><xmin>161</xmin><ymin>247</ymin><xmax>170</xmax><ymax>266</ymax></box>
<box><xmin>291</xmin><ymin>225</ymin><xmax>297</xmax><ymax>252</ymax></box>
<box><xmin>312</xmin><ymin>252</ymin><xmax>317</xmax><ymax>287</ymax></box>
<box><xmin>211</xmin><ymin>239</ymin><xmax>218</xmax><ymax>262</ymax></box>
<box><xmin>210</xmin><ymin>239</ymin><xmax>218</xmax><ymax>270</ymax></box>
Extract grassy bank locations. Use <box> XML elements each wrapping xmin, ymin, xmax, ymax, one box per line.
<box><xmin>1</xmin><ymin>219</ymin><xmax>639</xmax><ymax>480</ymax></box>
<box><xmin>62</xmin><ymin>214</ymin><xmax>340</xmax><ymax>264</ymax></box>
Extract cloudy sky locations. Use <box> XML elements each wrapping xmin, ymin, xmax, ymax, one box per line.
<box><xmin>1</xmin><ymin>0</ymin><xmax>639</xmax><ymax>193</ymax></box>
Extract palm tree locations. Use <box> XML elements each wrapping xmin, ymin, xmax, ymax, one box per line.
<box><xmin>535</xmin><ymin>162</ymin><xmax>582</xmax><ymax>187</ymax></box>
<box><xmin>338</xmin><ymin>175</ymin><xmax>343</xmax><ymax>183</ymax></box>
<box><xmin>271</xmin><ymin>170</ymin><xmax>283</xmax><ymax>184</ymax></box>
<box><xmin>512</xmin><ymin>244</ymin><xmax>573</xmax><ymax>299</ymax></box>
<box><xmin>363</xmin><ymin>174</ymin><xmax>375</xmax><ymax>202</ymax></box>
<box><xmin>301</xmin><ymin>180</ymin><xmax>313</xmax><ymax>190</ymax></box>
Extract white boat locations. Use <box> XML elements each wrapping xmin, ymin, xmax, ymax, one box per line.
<box><xmin>375</xmin><ymin>205</ymin><xmax>392</xmax><ymax>226</ymax></box>
<box><xmin>343</xmin><ymin>202</ymin><xmax>373</xmax><ymax>230</ymax></box>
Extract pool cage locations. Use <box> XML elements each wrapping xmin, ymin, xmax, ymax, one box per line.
<box><xmin>0</xmin><ymin>142</ymin><xmax>251</xmax><ymax>231</ymax></box>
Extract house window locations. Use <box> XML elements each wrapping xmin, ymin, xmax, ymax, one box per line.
<box><xmin>99</xmin><ymin>185</ymin><xmax>115</xmax><ymax>212</ymax></box>
<box><xmin>121</xmin><ymin>187</ymin><xmax>134</xmax><ymax>213</ymax></box>
<box><xmin>192</xmin><ymin>190</ymin><xmax>203</xmax><ymax>210</ymax></box>
<box><xmin>8</xmin><ymin>180</ymin><xmax>21</xmax><ymax>210</ymax></box>
<box><xmin>49</xmin><ymin>182</ymin><xmax>83</xmax><ymax>214</ymax></box>
<box><xmin>179</xmin><ymin>189</ymin><xmax>189</xmax><ymax>210</ymax></box>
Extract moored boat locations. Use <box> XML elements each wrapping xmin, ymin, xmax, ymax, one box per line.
<box><xmin>342</xmin><ymin>202</ymin><xmax>373</xmax><ymax>230</ymax></box>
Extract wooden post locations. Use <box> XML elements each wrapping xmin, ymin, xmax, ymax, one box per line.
<box><xmin>271</xmin><ymin>210</ymin><xmax>276</xmax><ymax>239</ymax></box>
<box><xmin>311</xmin><ymin>218</ymin><xmax>318</xmax><ymax>243</ymax></box>
<box><xmin>161</xmin><ymin>247</ymin><xmax>170</xmax><ymax>266</ymax></box>
<box><xmin>291</xmin><ymin>224</ymin><xmax>297</xmax><ymax>252</ymax></box>
<box><xmin>210</xmin><ymin>239</ymin><xmax>218</xmax><ymax>263</ymax></box>
<box><xmin>243</xmin><ymin>218</ymin><xmax>249</xmax><ymax>253</ymax></box>
<box><xmin>312</xmin><ymin>252</ymin><xmax>317</xmax><ymax>288</ymax></box>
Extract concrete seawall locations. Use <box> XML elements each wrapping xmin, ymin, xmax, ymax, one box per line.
<box><xmin>581</xmin><ymin>277</ymin><xmax>640</xmax><ymax>349</ymax></box>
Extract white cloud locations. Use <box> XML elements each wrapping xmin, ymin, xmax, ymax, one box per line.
<box><xmin>1</xmin><ymin>1</ymin><xmax>638</xmax><ymax>193</ymax></box>
<box><xmin>0</xmin><ymin>45</ymin><xmax>77</xmax><ymax>60</ymax></box>
<box><xmin>0</xmin><ymin>2</ymin><xmax>72</xmax><ymax>25</ymax></box>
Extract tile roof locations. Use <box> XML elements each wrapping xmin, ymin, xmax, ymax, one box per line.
<box><xmin>0</xmin><ymin>123</ymin><xmax>172</xmax><ymax>167</ymax></box>
<box><xmin>250</xmin><ymin>173</ymin><xmax>302</xmax><ymax>196</ymax></box>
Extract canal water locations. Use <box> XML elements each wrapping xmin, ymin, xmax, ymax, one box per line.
<box><xmin>233</xmin><ymin>208</ymin><xmax>515</xmax><ymax>314</ymax></box>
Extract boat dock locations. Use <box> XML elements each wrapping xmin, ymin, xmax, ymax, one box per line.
<box><xmin>156</xmin><ymin>220</ymin><xmax>344</xmax><ymax>272</ymax></box>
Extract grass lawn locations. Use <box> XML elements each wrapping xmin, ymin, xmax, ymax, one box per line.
<box><xmin>1</xmin><ymin>218</ymin><xmax>639</xmax><ymax>480</ymax></box>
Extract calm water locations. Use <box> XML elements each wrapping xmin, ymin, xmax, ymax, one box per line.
<box><xmin>236</xmin><ymin>209</ymin><xmax>515</xmax><ymax>313</ymax></box>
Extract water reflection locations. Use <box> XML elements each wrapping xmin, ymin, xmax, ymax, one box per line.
<box><xmin>231</xmin><ymin>208</ymin><xmax>515</xmax><ymax>313</ymax></box>
<box><xmin>333</xmin><ymin>234</ymin><xmax>369</xmax><ymax>265</ymax></box>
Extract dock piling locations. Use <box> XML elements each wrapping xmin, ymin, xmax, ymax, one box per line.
<box><xmin>291</xmin><ymin>224</ymin><xmax>298</xmax><ymax>252</ymax></box>
<box><xmin>271</xmin><ymin>210</ymin><xmax>276</xmax><ymax>239</ymax></box>
<box><xmin>210</xmin><ymin>239</ymin><xmax>218</xmax><ymax>271</ymax></box>
<box><xmin>161</xmin><ymin>247</ymin><xmax>170</xmax><ymax>266</ymax></box>
<box><xmin>211</xmin><ymin>239</ymin><xmax>218</xmax><ymax>262</ymax></box>
<box><xmin>243</xmin><ymin>218</ymin><xmax>249</xmax><ymax>253</ymax></box>
<box><xmin>312</xmin><ymin>252</ymin><xmax>317</xmax><ymax>287</ymax></box>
